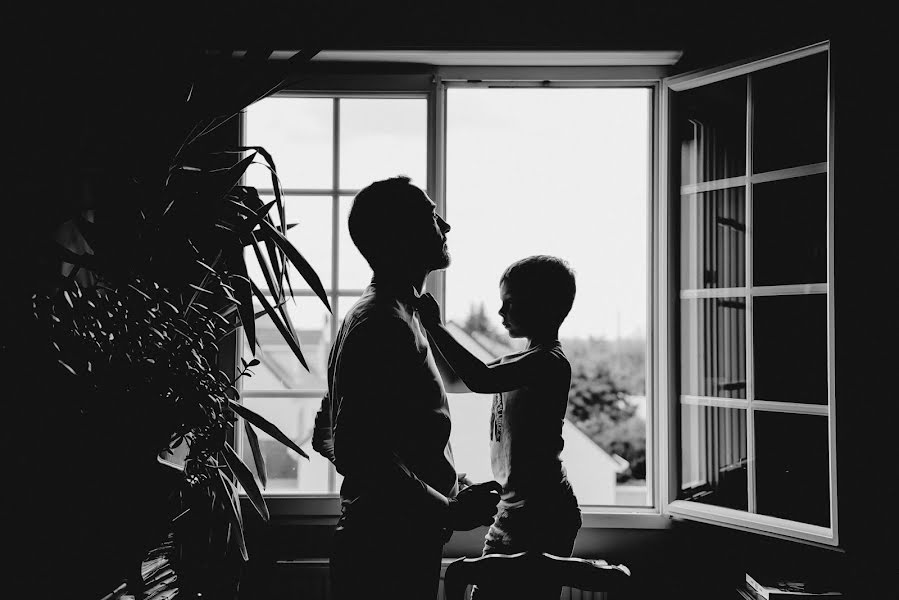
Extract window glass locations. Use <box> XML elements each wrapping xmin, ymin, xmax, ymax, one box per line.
<box><xmin>680</xmin><ymin>187</ymin><xmax>746</xmax><ymax>289</ymax></box>
<box><xmin>679</xmin><ymin>404</ymin><xmax>747</xmax><ymax>511</ymax></box>
<box><xmin>340</xmin><ymin>98</ymin><xmax>427</xmax><ymax>190</ymax></box>
<box><xmin>753</xmin><ymin>174</ymin><xmax>827</xmax><ymax>286</ymax></box>
<box><xmin>244</xmin><ymin>196</ymin><xmax>332</xmax><ymax>292</ymax></box>
<box><xmin>339</xmin><ymin>196</ymin><xmax>373</xmax><ymax>289</ymax></box>
<box><xmin>676</xmin><ymin>76</ymin><xmax>746</xmax><ymax>186</ymax></box>
<box><xmin>680</xmin><ymin>298</ymin><xmax>747</xmax><ymax>399</ymax></box>
<box><xmin>446</xmin><ymin>88</ymin><xmax>650</xmax><ymax>506</ymax></box>
<box><xmin>752</xmin><ymin>53</ymin><xmax>828</xmax><ymax>174</ymax></box>
<box><xmin>754</xmin><ymin>411</ymin><xmax>830</xmax><ymax>527</ymax></box>
<box><xmin>753</xmin><ymin>294</ymin><xmax>828</xmax><ymax>404</ymax></box>
<box><xmin>238</xmin><ymin>396</ymin><xmax>332</xmax><ymax>493</ymax></box>
<box><xmin>241</xmin><ymin>299</ymin><xmax>332</xmax><ymax>392</ymax></box>
<box><xmin>244</xmin><ymin>97</ymin><xmax>333</xmax><ymax>190</ymax></box>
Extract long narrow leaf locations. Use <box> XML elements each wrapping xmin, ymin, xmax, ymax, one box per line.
<box><xmin>207</xmin><ymin>153</ymin><xmax>257</xmax><ymax>206</ymax></box>
<box><xmin>258</xmin><ymin>219</ymin><xmax>331</xmax><ymax>312</ymax></box>
<box><xmin>234</xmin><ymin>146</ymin><xmax>289</xmax><ymax>287</ymax></box>
<box><xmin>250</xmin><ymin>280</ymin><xmax>308</xmax><ymax>371</ymax></box>
<box><xmin>244</xmin><ymin>419</ymin><xmax>267</xmax><ymax>489</ymax></box>
<box><xmin>250</xmin><ymin>232</ymin><xmax>282</xmax><ymax>300</ymax></box>
<box><xmin>231</xmin><ymin>248</ymin><xmax>256</xmax><ymax>354</ymax></box>
<box><xmin>223</xmin><ymin>443</ymin><xmax>269</xmax><ymax>521</ymax></box>
<box><xmin>229</xmin><ymin>399</ymin><xmax>309</xmax><ymax>459</ymax></box>
<box><xmin>214</xmin><ymin>470</ymin><xmax>248</xmax><ymax>561</ymax></box>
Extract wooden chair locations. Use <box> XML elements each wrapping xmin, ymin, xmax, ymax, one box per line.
<box><xmin>444</xmin><ymin>551</ymin><xmax>631</xmax><ymax>600</ymax></box>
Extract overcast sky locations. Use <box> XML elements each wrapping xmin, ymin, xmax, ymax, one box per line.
<box><xmin>245</xmin><ymin>89</ymin><xmax>649</xmax><ymax>340</ymax></box>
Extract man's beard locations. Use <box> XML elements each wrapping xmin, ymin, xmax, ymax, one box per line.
<box><xmin>430</xmin><ymin>246</ymin><xmax>451</xmax><ymax>271</ymax></box>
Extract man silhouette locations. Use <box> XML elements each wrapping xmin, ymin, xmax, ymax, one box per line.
<box><xmin>324</xmin><ymin>176</ymin><xmax>502</xmax><ymax>600</ymax></box>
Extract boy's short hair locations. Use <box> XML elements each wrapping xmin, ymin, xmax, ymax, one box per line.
<box><xmin>500</xmin><ymin>255</ymin><xmax>576</xmax><ymax>329</ymax></box>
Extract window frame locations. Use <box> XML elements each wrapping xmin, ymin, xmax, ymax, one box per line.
<box><xmin>659</xmin><ymin>41</ymin><xmax>839</xmax><ymax>547</ymax></box>
<box><xmin>235</xmin><ymin>61</ymin><xmax>670</xmax><ymax>530</ymax></box>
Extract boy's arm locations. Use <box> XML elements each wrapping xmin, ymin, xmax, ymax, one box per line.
<box><xmin>422</xmin><ymin>319</ymin><xmax>552</xmax><ymax>393</ymax></box>
<box><xmin>426</xmin><ymin>330</ymin><xmax>471</xmax><ymax>393</ymax></box>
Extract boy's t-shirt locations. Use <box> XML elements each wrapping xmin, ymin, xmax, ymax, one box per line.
<box><xmin>489</xmin><ymin>340</ymin><xmax>573</xmax><ymax>503</ymax></box>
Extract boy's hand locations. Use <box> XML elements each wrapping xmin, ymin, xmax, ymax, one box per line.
<box><xmin>445</xmin><ymin>480</ymin><xmax>502</xmax><ymax>531</ymax></box>
<box><xmin>413</xmin><ymin>292</ymin><xmax>442</xmax><ymax>327</ymax></box>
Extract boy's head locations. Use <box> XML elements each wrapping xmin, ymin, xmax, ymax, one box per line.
<box><xmin>498</xmin><ymin>255</ymin><xmax>576</xmax><ymax>338</ymax></box>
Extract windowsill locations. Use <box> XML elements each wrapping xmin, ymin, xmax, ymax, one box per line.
<box><xmin>242</xmin><ymin>495</ymin><xmax>673</xmax><ymax>529</ymax></box>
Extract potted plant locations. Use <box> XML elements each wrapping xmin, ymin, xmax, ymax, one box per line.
<box><xmin>25</xmin><ymin>48</ymin><xmax>327</xmax><ymax>599</ymax></box>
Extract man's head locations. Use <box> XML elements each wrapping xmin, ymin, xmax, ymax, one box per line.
<box><xmin>498</xmin><ymin>255</ymin><xmax>576</xmax><ymax>338</ymax></box>
<box><xmin>348</xmin><ymin>176</ymin><xmax>451</xmax><ymax>275</ymax></box>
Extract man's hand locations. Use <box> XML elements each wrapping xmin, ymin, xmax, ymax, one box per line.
<box><xmin>445</xmin><ymin>480</ymin><xmax>502</xmax><ymax>531</ymax></box>
<box><xmin>413</xmin><ymin>292</ymin><xmax>442</xmax><ymax>328</ymax></box>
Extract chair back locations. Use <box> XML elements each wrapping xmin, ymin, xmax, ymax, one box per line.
<box><xmin>444</xmin><ymin>551</ymin><xmax>631</xmax><ymax>600</ymax></box>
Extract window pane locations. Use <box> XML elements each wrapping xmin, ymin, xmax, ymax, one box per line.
<box><xmin>680</xmin><ymin>298</ymin><xmax>747</xmax><ymax>398</ymax></box>
<box><xmin>752</xmin><ymin>52</ymin><xmax>828</xmax><ymax>174</ymax></box>
<box><xmin>243</xmin><ymin>97</ymin><xmax>333</xmax><ymax>190</ymax></box>
<box><xmin>675</xmin><ymin>76</ymin><xmax>746</xmax><ymax>185</ymax></box>
<box><xmin>339</xmin><ymin>196</ymin><xmax>373</xmax><ymax>289</ymax></box>
<box><xmin>753</xmin><ymin>174</ymin><xmax>827</xmax><ymax>286</ymax></box>
<box><xmin>754</xmin><ymin>411</ymin><xmax>830</xmax><ymax>527</ymax></box>
<box><xmin>446</xmin><ymin>88</ymin><xmax>649</xmax><ymax>506</ymax></box>
<box><xmin>239</xmin><ymin>396</ymin><xmax>332</xmax><ymax>493</ymax></box>
<box><xmin>680</xmin><ymin>187</ymin><xmax>746</xmax><ymax>289</ymax></box>
<box><xmin>679</xmin><ymin>404</ymin><xmax>747</xmax><ymax>510</ymax></box>
<box><xmin>753</xmin><ymin>294</ymin><xmax>827</xmax><ymax>404</ymax></box>
<box><xmin>245</xmin><ymin>196</ymin><xmax>332</xmax><ymax>292</ymax></box>
<box><xmin>340</xmin><ymin>98</ymin><xmax>427</xmax><ymax>190</ymax></box>
<box><xmin>241</xmin><ymin>298</ymin><xmax>332</xmax><ymax>392</ymax></box>
<box><xmin>336</xmin><ymin>295</ymin><xmax>363</xmax><ymax>323</ymax></box>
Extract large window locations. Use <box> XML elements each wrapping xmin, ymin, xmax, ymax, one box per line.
<box><xmin>238</xmin><ymin>95</ymin><xmax>428</xmax><ymax>493</ymax></box>
<box><xmin>664</xmin><ymin>43</ymin><xmax>837</xmax><ymax>545</ymax></box>
<box><xmin>237</xmin><ymin>80</ymin><xmax>655</xmax><ymax>510</ymax></box>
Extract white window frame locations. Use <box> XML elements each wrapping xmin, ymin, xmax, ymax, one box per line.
<box><xmin>659</xmin><ymin>41</ymin><xmax>839</xmax><ymax>547</ymax></box>
<box><xmin>235</xmin><ymin>55</ymin><xmax>674</xmax><ymax>531</ymax></box>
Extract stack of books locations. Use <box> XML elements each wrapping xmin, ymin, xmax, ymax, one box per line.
<box><xmin>738</xmin><ymin>571</ymin><xmax>843</xmax><ymax>599</ymax></box>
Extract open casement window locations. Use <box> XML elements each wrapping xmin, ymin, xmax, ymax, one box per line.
<box><xmin>660</xmin><ymin>41</ymin><xmax>837</xmax><ymax>545</ymax></box>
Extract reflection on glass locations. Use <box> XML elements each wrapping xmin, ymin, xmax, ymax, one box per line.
<box><xmin>241</xmin><ymin>298</ymin><xmax>332</xmax><ymax>391</ymax></box>
<box><xmin>753</xmin><ymin>52</ymin><xmax>828</xmax><ymax>174</ymax></box>
<box><xmin>680</xmin><ymin>187</ymin><xmax>746</xmax><ymax>289</ymax></box>
<box><xmin>679</xmin><ymin>404</ymin><xmax>747</xmax><ymax>510</ymax></box>
<box><xmin>754</xmin><ymin>411</ymin><xmax>830</xmax><ymax>526</ymax></box>
<box><xmin>753</xmin><ymin>174</ymin><xmax>827</xmax><ymax>286</ymax></box>
<box><xmin>753</xmin><ymin>294</ymin><xmax>827</xmax><ymax>404</ymax></box>
<box><xmin>340</xmin><ymin>98</ymin><xmax>427</xmax><ymax>190</ymax></box>
<box><xmin>239</xmin><ymin>396</ymin><xmax>333</xmax><ymax>493</ymax></box>
<box><xmin>676</xmin><ymin>76</ymin><xmax>747</xmax><ymax>186</ymax></box>
<box><xmin>680</xmin><ymin>298</ymin><xmax>746</xmax><ymax>398</ymax></box>
<box><xmin>339</xmin><ymin>196</ymin><xmax>373</xmax><ymax>289</ymax></box>
<box><xmin>244</xmin><ymin>98</ymin><xmax>333</xmax><ymax>190</ymax></box>
<box><xmin>245</xmin><ymin>197</ymin><xmax>332</xmax><ymax>292</ymax></box>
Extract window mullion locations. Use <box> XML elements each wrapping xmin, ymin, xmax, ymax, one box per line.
<box><xmin>328</xmin><ymin>97</ymin><xmax>341</xmax><ymax>494</ymax></box>
<box><xmin>745</xmin><ymin>74</ymin><xmax>757</xmax><ymax>515</ymax></box>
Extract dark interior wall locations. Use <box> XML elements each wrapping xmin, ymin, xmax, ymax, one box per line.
<box><xmin>12</xmin><ymin>2</ymin><xmax>895</xmax><ymax>598</ymax></box>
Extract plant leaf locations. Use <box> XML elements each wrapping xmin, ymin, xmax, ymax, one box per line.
<box><xmin>214</xmin><ymin>470</ymin><xmax>248</xmax><ymax>561</ymax></box>
<box><xmin>257</xmin><ymin>219</ymin><xmax>331</xmax><ymax>312</ymax></box>
<box><xmin>251</xmin><ymin>280</ymin><xmax>308</xmax><ymax>370</ymax></box>
<box><xmin>243</xmin><ymin>419</ymin><xmax>267</xmax><ymax>489</ymax></box>
<box><xmin>249</xmin><ymin>233</ymin><xmax>282</xmax><ymax>301</ymax></box>
<box><xmin>229</xmin><ymin>399</ymin><xmax>309</xmax><ymax>459</ymax></box>
<box><xmin>231</xmin><ymin>247</ymin><xmax>256</xmax><ymax>354</ymax></box>
<box><xmin>223</xmin><ymin>442</ymin><xmax>269</xmax><ymax>521</ymax></box>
